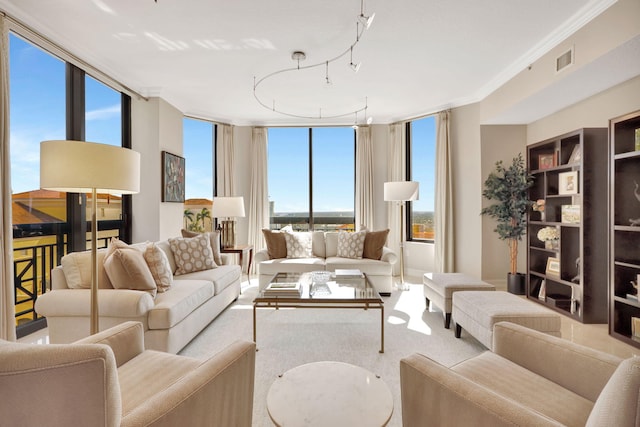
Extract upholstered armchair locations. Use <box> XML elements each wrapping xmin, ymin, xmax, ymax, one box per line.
<box><xmin>401</xmin><ymin>322</ymin><xmax>640</xmax><ymax>426</ymax></box>
<box><xmin>0</xmin><ymin>321</ymin><xmax>255</xmax><ymax>427</ymax></box>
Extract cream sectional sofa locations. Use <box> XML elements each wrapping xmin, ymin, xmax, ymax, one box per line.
<box><xmin>35</xmin><ymin>237</ymin><xmax>241</xmax><ymax>354</ymax></box>
<box><xmin>256</xmin><ymin>230</ymin><xmax>397</xmax><ymax>295</ymax></box>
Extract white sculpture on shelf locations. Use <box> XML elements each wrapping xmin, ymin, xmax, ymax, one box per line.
<box><xmin>630</xmin><ymin>181</ymin><xmax>640</xmax><ymax>226</ymax></box>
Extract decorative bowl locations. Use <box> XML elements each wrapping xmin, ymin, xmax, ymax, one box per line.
<box><xmin>311</xmin><ymin>270</ymin><xmax>331</xmax><ymax>284</ymax></box>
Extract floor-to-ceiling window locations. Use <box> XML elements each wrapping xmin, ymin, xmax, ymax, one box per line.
<box><xmin>8</xmin><ymin>32</ymin><xmax>132</xmax><ymax>337</ymax></box>
<box><xmin>183</xmin><ymin>117</ymin><xmax>215</xmax><ymax>232</ymax></box>
<box><xmin>267</xmin><ymin>127</ymin><xmax>355</xmax><ymax>231</ymax></box>
<box><xmin>407</xmin><ymin>115</ymin><xmax>436</xmax><ymax>242</ymax></box>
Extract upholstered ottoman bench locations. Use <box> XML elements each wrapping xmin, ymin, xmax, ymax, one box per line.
<box><xmin>452</xmin><ymin>291</ymin><xmax>561</xmax><ymax>350</ymax></box>
<box><xmin>423</xmin><ymin>273</ymin><xmax>495</xmax><ymax>328</ymax></box>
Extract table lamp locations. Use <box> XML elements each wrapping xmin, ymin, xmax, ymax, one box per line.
<box><xmin>212</xmin><ymin>196</ymin><xmax>245</xmax><ymax>248</ymax></box>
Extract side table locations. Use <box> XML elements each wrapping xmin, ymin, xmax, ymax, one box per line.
<box><xmin>267</xmin><ymin>361</ymin><xmax>393</xmax><ymax>426</ymax></box>
<box><xmin>220</xmin><ymin>244</ymin><xmax>253</xmax><ymax>275</ymax></box>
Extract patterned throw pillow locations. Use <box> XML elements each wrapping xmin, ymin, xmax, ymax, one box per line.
<box><xmin>169</xmin><ymin>234</ymin><xmax>217</xmax><ymax>275</ymax></box>
<box><xmin>181</xmin><ymin>229</ymin><xmax>223</xmax><ymax>265</ymax></box>
<box><xmin>284</xmin><ymin>232</ymin><xmax>313</xmax><ymax>259</ymax></box>
<box><xmin>143</xmin><ymin>243</ymin><xmax>174</xmax><ymax>292</ymax></box>
<box><xmin>336</xmin><ymin>230</ymin><xmax>366</xmax><ymax>259</ymax></box>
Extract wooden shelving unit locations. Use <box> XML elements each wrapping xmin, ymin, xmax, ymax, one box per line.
<box><xmin>609</xmin><ymin>110</ymin><xmax>640</xmax><ymax>347</ymax></box>
<box><xmin>526</xmin><ymin>128</ymin><xmax>608</xmax><ymax>323</ymax></box>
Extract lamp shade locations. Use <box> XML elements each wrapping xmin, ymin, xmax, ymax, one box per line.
<box><xmin>40</xmin><ymin>140</ymin><xmax>140</xmax><ymax>194</ymax></box>
<box><xmin>384</xmin><ymin>181</ymin><xmax>419</xmax><ymax>201</ymax></box>
<box><xmin>211</xmin><ymin>196</ymin><xmax>245</xmax><ymax>218</ymax></box>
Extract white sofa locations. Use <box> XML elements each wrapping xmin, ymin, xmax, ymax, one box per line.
<box><xmin>35</xmin><ymin>238</ymin><xmax>241</xmax><ymax>354</ymax></box>
<box><xmin>256</xmin><ymin>230</ymin><xmax>397</xmax><ymax>295</ymax></box>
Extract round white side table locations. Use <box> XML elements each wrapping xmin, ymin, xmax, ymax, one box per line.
<box><xmin>267</xmin><ymin>361</ymin><xmax>393</xmax><ymax>426</ymax></box>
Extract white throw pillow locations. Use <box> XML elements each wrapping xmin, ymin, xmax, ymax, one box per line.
<box><xmin>103</xmin><ymin>246</ymin><xmax>157</xmax><ymax>297</ymax></box>
<box><xmin>143</xmin><ymin>243</ymin><xmax>173</xmax><ymax>292</ymax></box>
<box><xmin>336</xmin><ymin>230</ymin><xmax>366</xmax><ymax>259</ymax></box>
<box><xmin>169</xmin><ymin>234</ymin><xmax>217</xmax><ymax>275</ymax></box>
<box><xmin>284</xmin><ymin>232</ymin><xmax>313</xmax><ymax>259</ymax></box>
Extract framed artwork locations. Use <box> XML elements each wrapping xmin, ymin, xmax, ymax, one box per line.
<box><xmin>546</xmin><ymin>257</ymin><xmax>560</xmax><ymax>277</ymax></box>
<box><xmin>538</xmin><ymin>153</ymin><xmax>555</xmax><ymax>170</ymax></box>
<box><xmin>162</xmin><ymin>151</ymin><xmax>185</xmax><ymax>203</ymax></box>
<box><xmin>558</xmin><ymin>171</ymin><xmax>578</xmax><ymax>195</ymax></box>
<box><xmin>561</xmin><ymin>205</ymin><xmax>580</xmax><ymax>223</ymax></box>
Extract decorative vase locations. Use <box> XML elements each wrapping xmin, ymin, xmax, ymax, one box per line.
<box><xmin>540</xmin><ymin>211</ymin><xmax>546</xmax><ymax>222</ymax></box>
<box><xmin>545</xmin><ymin>240</ymin><xmax>558</xmax><ymax>250</ymax></box>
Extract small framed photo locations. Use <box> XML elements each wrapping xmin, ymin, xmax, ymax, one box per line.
<box><xmin>568</xmin><ymin>145</ymin><xmax>581</xmax><ymax>164</ymax></box>
<box><xmin>546</xmin><ymin>257</ymin><xmax>560</xmax><ymax>277</ymax></box>
<box><xmin>538</xmin><ymin>279</ymin><xmax>546</xmax><ymax>300</ymax></box>
<box><xmin>538</xmin><ymin>153</ymin><xmax>555</xmax><ymax>170</ymax></box>
<box><xmin>558</xmin><ymin>171</ymin><xmax>578</xmax><ymax>195</ymax></box>
<box><xmin>632</xmin><ymin>317</ymin><xmax>640</xmax><ymax>340</ymax></box>
<box><xmin>161</xmin><ymin>151</ymin><xmax>185</xmax><ymax>203</ymax></box>
<box><xmin>561</xmin><ymin>205</ymin><xmax>581</xmax><ymax>223</ymax></box>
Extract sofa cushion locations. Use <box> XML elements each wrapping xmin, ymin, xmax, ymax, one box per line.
<box><xmin>325</xmin><ymin>232</ymin><xmax>339</xmax><ymax>257</ymax></box>
<box><xmin>147</xmin><ymin>280</ymin><xmax>215</xmax><ymax>329</ymax></box>
<box><xmin>586</xmin><ymin>357</ymin><xmax>640</xmax><ymax>427</ymax></box>
<box><xmin>143</xmin><ymin>243</ymin><xmax>173</xmax><ymax>293</ymax></box>
<box><xmin>325</xmin><ymin>257</ymin><xmax>393</xmax><ymax>276</ymax></box>
<box><xmin>181</xmin><ymin>229</ymin><xmax>222</xmax><ymax>265</ymax></box>
<box><xmin>337</xmin><ymin>230</ymin><xmax>366</xmax><ymax>259</ymax></box>
<box><xmin>259</xmin><ymin>258</ymin><xmax>326</xmax><ymax>276</ymax></box>
<box><xmin>174</xmin><ymin>265</ymin><xmax>240</xmax><ymax>295</ymax></box>
<box><xmin>61</xmin><ymin>248</ymin><xmax>113</xmax><ymax>289</ymax></box>
<box><xmin>311</xmin><ymin>231</ymin><xmax>326</xmax><ymax>257</ymax></box>
<box><xmin>169</xmin><ymin>234</ymin><xmax>217</xmax><ymax>275</ymax></box>
<box><xmin>453</xmin><ymin>351</ymin><xmax>594</xmax><ymax>427</ymax></box>
<box><xmin>363</xmin><ymin>229</ymin><xmax>389</xmax><ymax>260</ymax></box>
<box><xmin>284</xmin><ymin>232</ymin><xmax>313</xmax><ymax>258</ymax></box>
<box><xmin>262</xmin><ymin>228</ymin><xmax>288</xmax><ymax>259</ymax></box>
<box><xmin>104</xmin><ymin>246</ymin><xmax>157</xmax><ymax>298</ymax></box>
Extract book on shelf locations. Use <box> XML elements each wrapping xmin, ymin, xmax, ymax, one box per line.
<box><xmin>334</xmin><ymin>269</ymin><xmax>364</xmax><ymax>279</ymax></box>
<box><xmin>264</xmin><ymin>281</ymin><xmax>302</xmax><ymax>297</ymax></box>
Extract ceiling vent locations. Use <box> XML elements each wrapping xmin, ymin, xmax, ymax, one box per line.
<box><xmin>556</xmin><ymin>47</ymin><xmax>574</xmax><ymax>73</ymax></box>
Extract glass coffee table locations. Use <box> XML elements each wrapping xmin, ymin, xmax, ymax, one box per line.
<box><xmin>253</xmin><ymin>272</ymin><xmax>385</xmax><ymax>353</ymax></box>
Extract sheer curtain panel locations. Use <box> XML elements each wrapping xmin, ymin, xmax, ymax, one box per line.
<box><xmin>356</xmin><ymin>126</ymin><xmax>374</xmax><ymax>230</ymax></box>
<box><xmin>387</xmin><ymin>123</ymin><xmax>406</xmax><ymax>276</ymax></box>
<box><xmin>0</xmin><ymin>17</ymin><xmax>16</xmax><ymax>341</ymax></box>
<box><xmin>216</xmin><ymin>124</ymin><xmax>235</xmax><ymax>197</ymax></box>
<box><xmin>248</xmin><ymin>127</ymin><xmax>269</xmax><ymax>273</ymax></box>
<box><xmin>434</xmin><ymin>110</ymin><xmax>454</xmax><ymax>272</ymax></box>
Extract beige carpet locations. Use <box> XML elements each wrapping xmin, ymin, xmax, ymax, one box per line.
<box><xmin>180</xmin><ymin>281</ymin><xmax>485</xmax><ymax>426</ymax></box>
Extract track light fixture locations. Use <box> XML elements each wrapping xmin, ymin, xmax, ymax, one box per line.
<box><xmin>253</xmin><ymin>0</ymin><xmax>375</xmax><ymax>121</ymax></box>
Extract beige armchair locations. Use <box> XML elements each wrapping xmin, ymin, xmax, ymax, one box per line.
<box><xmin>401</xmin><ymin>322</ymin><xmax>640</xmax><ymax>427</ymax></box>
<box><xmin>0</xmin><ymin>321</ymin><xmax>255</xmax><ymax>427</ymax></box>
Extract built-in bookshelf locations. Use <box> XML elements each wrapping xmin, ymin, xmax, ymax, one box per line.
<box><xmin>609</xmin><ymin>110</ymin><xmax>640</xmax><ymax>347</ymax></box>
<box><xmin>526</xmin><ymin>128</ymin><xmax>608</xmax><ymax>323</ymax></box>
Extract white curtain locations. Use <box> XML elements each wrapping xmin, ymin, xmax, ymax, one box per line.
<box><xmin>355</xmin><ymin>126</ymin><xmax>374</xmax><ymax>231</ymax></box>
<box><xmin>0</xmin><ymin>17</ymin><xmax>16</xmax><ymax>341</ymax></box>
<box><xmin>216</xmin><ymin>124</ymin><xmax>234</xmax><ymax>197</ymax></box>
<box><xmin>434</xmin><ymin>110</ymin><xmax>454</xmax><ymax>272</ymax></box>
<box><xmin>248</xmin><ymin>127</ymin><xmax>269</xmax><ymax>274</ymax></box>
<box><xmin>387</xmin><ymin>122</ymin><xmax>406</xmax><ymax>276</ymax></box>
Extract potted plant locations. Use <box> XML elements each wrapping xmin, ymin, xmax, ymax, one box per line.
<box><xmin>481</xmin><ymin>153</ymin><xmax>533</xmax><ymax>294</ymax></box>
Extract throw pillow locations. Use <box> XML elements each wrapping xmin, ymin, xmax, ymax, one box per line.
<box><xmin>181</xmin><ymin>229</ymin><xmax>222</xmax><ymax>265</ymax></box>
<box><xmin>143</xmin><ymin>243</ymin><xmax>173</xmax><ymax>292</ymax></box>
<box><xmin>336</xmin><ymin>230</ymin><xmax>366</xmax><ymax>259</ymax></box>
<box><xmin>103</xmin><ymin>246</ymin><xmax>157</xmax><ymax>297</ymax></box>
<box><xmin>262</xmin><ymin>229</ymin><xmax>287</xmax><ymax>259</ymax></box>
<box><xmin>284</xmin><ymin>231</ymin><xmax>313</xmax><ymax>259</ymax></box>
<box><xmin>363</xmin><ymin>229</ymin><xmax>390</xmax><ymax>260</ymax></box>
<box><xmin>169</xmin><ymin>234</ymin><xmax>217</xmax><ymax>275</ymax></box>
<box><xmin>61</xmin><ymin>249</ymin><xmax>114</xmax><ymax>289</ymax></box>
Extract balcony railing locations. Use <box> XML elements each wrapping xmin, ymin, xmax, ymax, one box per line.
<box><xmin>13</xmin><ymin>221</ymin><xmax>121</xmax><ymax>338</ymax></box>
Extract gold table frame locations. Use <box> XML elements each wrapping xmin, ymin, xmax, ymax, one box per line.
<box><xmin>253</xmin><ymin>272</ymin><xmax>385</xmax><ymax>353</ymax></box>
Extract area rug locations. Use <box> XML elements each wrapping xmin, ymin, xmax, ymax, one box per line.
<box><xmin>180</xmin><ymin>281</ymin><xmax>485</xmax><ymax>426</ymax></box>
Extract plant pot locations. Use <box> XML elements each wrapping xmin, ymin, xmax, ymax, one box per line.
<box><xmin>507</xmin><ymin>272</ymin><xmax>526</xmax><ymax>295</ymax></box>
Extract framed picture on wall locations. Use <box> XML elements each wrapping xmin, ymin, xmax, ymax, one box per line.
<box><xmin>162</xmin><ymin>151</ymin><xmax>185</xmax><ymax>203</ymax></box>
<box><xmin>558</xmin><ymin>171</ymin><xmax>578</xmax><ymax>195</ymax></box>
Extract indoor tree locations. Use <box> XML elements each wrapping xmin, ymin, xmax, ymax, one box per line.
<box><xmin>481</xmin><ymin>153</ymin><xmax>533</xmax><ymax>293</ymax></box>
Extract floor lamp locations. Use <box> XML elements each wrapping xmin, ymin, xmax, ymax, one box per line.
<box><xmin>40</xmin><ymin>140</ymin><xmax>140</xmax><ymax>335</ymax></box>
<box><xmin>211</xmin><ymin>196</ymin><xmax>245</xmax><ymax>248</ymax></box>
<box><xmin>384</xmin><ymin>181</ymin><xmax>419</xmax><ymax>290</ymax></box>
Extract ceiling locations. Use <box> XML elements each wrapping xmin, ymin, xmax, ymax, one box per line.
<box><xmin>0</xmin><ymin>0</ymin><xmax>630</xmax><ymax>126</ymax></box>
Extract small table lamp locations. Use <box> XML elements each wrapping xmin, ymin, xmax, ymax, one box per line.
<box><xmin>384</xmin><ymin>181</ymin><xmax>419</xmax><ymax>289</ymax></box>
<box><xmin>212</xmin><ymin>196</ymin><xmax>245</xmax><ymax>248</ymax></box>
<box><xmin>40</xmin><ymin>140</ymin><xmax>140</xmax><ymax>334</ymax></box>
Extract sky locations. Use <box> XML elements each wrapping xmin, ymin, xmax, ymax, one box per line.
<box><xmin>9</xmin><ymin>33</ymin><xmax>435</xmax><ymax>214</ymax></box>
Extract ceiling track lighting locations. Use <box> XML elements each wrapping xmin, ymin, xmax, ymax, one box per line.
<box><xmin>253</xmin><ymin>0</ymin><xmax>375</xmax><ymax>121</ymax></box>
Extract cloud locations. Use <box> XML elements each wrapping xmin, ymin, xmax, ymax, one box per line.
<box><xmin>86</xmin><ymin>104</ymin><xmax>121</xmax><ymax>121</ymax></box>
